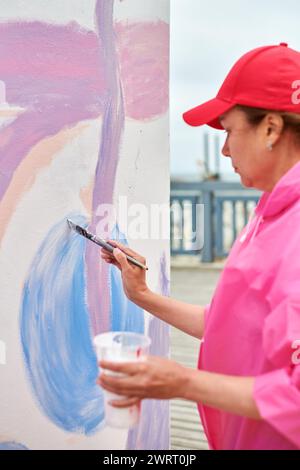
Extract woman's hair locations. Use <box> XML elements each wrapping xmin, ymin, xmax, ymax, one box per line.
<box><xmin>236</xmin><ymin>105</ymin><xmax>300</xmax><ymax>145</ymax></box>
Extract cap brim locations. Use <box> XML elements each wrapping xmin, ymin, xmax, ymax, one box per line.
<box><xmin>182</xmin><ymin>98</ymin><xmax>234</xmax><ymax>129</ymax></box>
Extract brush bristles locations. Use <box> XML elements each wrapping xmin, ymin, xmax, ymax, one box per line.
<box><xmin>67</xmin><ymin>219</ymin><xmax>76</xmax><ymax>230</ymax></box>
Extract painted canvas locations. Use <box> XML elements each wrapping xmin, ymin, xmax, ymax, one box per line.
<box><xmin>0</xmin><ymin>0</ymin><xmax>170</xmax><ymax>450</ymax></box>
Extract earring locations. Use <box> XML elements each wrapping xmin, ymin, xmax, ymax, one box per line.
<box><xmin>267</xmin><ymin>141</ymin><xmax>273</xmax><ymax>151</ymax></box>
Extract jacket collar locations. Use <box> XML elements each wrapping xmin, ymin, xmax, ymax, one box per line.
<box><xmin>240</xmin><ymin>160</ymin><xmax>300</xmax><ymax>244</ymax></box>
<box><xmin>256</xmin><ymin>160</ymin><xmax>300</xmax><ymax>218</ymax></box>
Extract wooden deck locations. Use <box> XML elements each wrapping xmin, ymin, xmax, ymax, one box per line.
<box><xmin>169</xmin><ymin>265</ymin><xmax>221</xmax><ymax>450</ymax></box>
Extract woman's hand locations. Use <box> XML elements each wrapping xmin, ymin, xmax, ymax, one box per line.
<box><xmin>97</xmin><ymin>355</ymin><xmax>262</xmax><ymax>420</ymax></box>
<box><xmin>97</xmin><ymin>356</ymin><xmax>189</xmax><ymax>407</ymax></box>
<box><xmin>100</xmin><ymin>240</ymin><xmax>149</xmax><ymax>302</ymax></box>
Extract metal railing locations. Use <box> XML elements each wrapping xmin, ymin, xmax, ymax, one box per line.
<box><xmin>171</xmin><ymin>181</ymin><xmax>261</xmax><ymax>262</ymax></box>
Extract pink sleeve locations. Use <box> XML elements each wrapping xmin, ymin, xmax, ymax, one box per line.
<box><xmin>203</xmin><ymin>303</ymin><xmax>211</xmax><ymax>335</ymax></box>
<box><xmin>254</xmin><ymin>298</ymin><xmax>300</xmax><ymax>448</ymax></box>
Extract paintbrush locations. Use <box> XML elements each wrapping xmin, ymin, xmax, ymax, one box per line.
<box><xmin>67</xmin><ymin>219</ymin><xmax>148</xmax><ymax>271</ymax></box>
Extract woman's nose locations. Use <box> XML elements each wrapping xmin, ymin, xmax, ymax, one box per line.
<box><xmin>222</xmin><ymin>138</ymin><xmax>231</xmax><ymax>157</ymax></box>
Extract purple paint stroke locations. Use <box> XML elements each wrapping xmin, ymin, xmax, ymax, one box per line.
<box><xmin>127</xmin><ymin>252</ymin><xmax>170</xmax><ymax>450</ymax></box>
<box><xmin>85</xmin><ymin>0</ymin><xmax>125</xmax><ymax>334</ymax></box>
<box><xmin>0</xmin><ymin>22</ymin><xmax>107</xmax><ymax>201</ymax></box>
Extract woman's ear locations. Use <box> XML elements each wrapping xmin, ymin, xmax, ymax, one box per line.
<box><xmin>263</xmin><ymin>113</ymin><xmax>284</xmax><ymax>143</ymax></box>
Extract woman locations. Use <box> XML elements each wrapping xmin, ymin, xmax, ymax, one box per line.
<box><xmin>98</xmin><ymin>43</ymin><xmax>300</xmax><ymax>450</ymax></box>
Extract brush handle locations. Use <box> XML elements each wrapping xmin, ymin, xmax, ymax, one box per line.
<box><xmin>92</xmin><ymin>236</ymin><xmax>148</xmax><ymax>270</ymax></box>
<box><xmin>121</xmin><ymin>253</ymin><xmax>148</xmax><ymax>270</ymax></box>
<box><xmin>68</xmin><ymin>220</ymin><xmax>148</xmax><ymax>271</ymax></box>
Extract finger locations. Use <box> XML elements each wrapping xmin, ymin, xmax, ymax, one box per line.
<box><xmin>100</xmin><ymin>251</ymin><xmax>113</xmax><ymax>258</ymax></box>
<box><xmin>100</xmin><ymin>255</ymin><xmax>118</xmax><ymax>266</ymax></box>
<box><xmin>109</xmin><ymin>397</ymin><xmax>141</xmax><ymax>409</ymax></box>
<box><xmin>104</xmin><ymin>260</ymin><xmax>117</xmax><ymax>267</ymax></box>
<box><xmin>113</xmin><ymin>248</ymin><xmax>131</xmax><ymax>270</ymax></box>
<box><xmin>101</xmin><ymin>253</ymin><xmax>114</xmax><ymax>262</ymax></box>
<box><xmin>100</xmin><ymin>253</ymin><xmax>121</xmax><ymax>269</ymax></box>
<box><xmin>98</xmin><ymin>374</ymin><xmax>129</xmax><ymax>393</ymax></box>
<box><xmin>99</xmin><ymin>360</ymin><xmax>145</xmax><ymax>375</ymax></box>
<box><xmin>106</xmin><ymin>240</ymin><xmax>146</xmax><ymax>264</ymax></box>
<box><xmin>98</xmin><ymin>376</ymin><xmax>143</xmax><ymax>397</ymax></box>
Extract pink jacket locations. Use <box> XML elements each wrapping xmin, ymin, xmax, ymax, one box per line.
<box><xmin>198</xmin><ymin>161</ymin><xmax>300</xmax><ymax>450</ymax></box>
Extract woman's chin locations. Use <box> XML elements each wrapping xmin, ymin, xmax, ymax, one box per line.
<box><xmin>240</xmin><ymin>175</ymin><xmax>253</xmax><ymax>188</ymax></box>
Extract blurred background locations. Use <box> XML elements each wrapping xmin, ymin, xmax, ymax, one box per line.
<box><xmin>170</xmin><ymin>0</ymin><xmax>300</xmax><ymax>265</ymax></box>
<box><xmin>169</xmin><ymin>0</ymin><xmax>300</xmax><ymax>451</ymax></box>
<box><xmin>171</xmin><ymin>0</ymin><xmax>300</xmax><ymax>181</ymax></box>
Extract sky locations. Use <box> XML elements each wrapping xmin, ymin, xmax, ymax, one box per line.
<box><xmin>170</xmin><ymin>0</ymin><xmax>300</xmax><ymax>178</ymax></box>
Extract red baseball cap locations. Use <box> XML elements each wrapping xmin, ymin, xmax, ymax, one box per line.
<box><xmin>183</xmin><ymin>43</ymin><xmax>300</xmax><ymax>129</ymax></box>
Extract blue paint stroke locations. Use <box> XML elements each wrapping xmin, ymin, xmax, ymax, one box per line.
<box><xmin>0</xmin><ymin>442</ymin><xmax>29</xmax><ymax>450</ymax></box>
<box><xmin>20</xmin><ymin>215</ymin><xmax>104</xmax><ymax>434</ymax></box>
<box><xmin>109</xmin><ymin>224</ymin><xmax>144</xmax><ymax>333</ymax></box>
<box><xmin>20</xmin><ymin>216</ymin><xmax>145</xmax><ymax>435</ymax></box>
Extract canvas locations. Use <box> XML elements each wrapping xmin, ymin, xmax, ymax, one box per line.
<box><xmin>0</xmin><ymin>0</ymin><xmax>169</xmax><ymax>450</ymax></box>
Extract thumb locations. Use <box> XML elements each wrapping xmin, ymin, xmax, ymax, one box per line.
<box><xmin>113</xmin><ymin>248</ymin><xmax>130</xmax><ymax>269</ymax></box>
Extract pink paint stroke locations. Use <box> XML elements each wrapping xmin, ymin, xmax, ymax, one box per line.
<box><xmin>115</xmin><ymin>21</ymin><xmax>169</xmax><ymax>120</ymax></box>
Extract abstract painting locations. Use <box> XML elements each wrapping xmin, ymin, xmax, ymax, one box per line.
<box><xmin>0</xmin><ymin>0</ymin><xmax>169</xmax><ymax>450</ymax></box>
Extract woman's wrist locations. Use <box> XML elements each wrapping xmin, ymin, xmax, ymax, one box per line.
<box><xmin>179</xmin><ymin>367</ymin><xmax>199</xmax><ymax>401</ymax></box>
<box><xmin>129</xmin><ymin>285</ymin><xmax>153</xmax><ymax>305</ymax></box>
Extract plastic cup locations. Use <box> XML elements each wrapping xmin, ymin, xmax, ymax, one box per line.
<box><xmin>93</xmin><ymin>331</ymin><xmax>151</xmax><ymax>428</ymax></box>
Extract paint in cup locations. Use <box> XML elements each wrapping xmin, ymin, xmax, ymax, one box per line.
<box><xmin>93</xmin><ymin>331</ymin><xmax>151</xmax><ymax>428</ymax></box>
